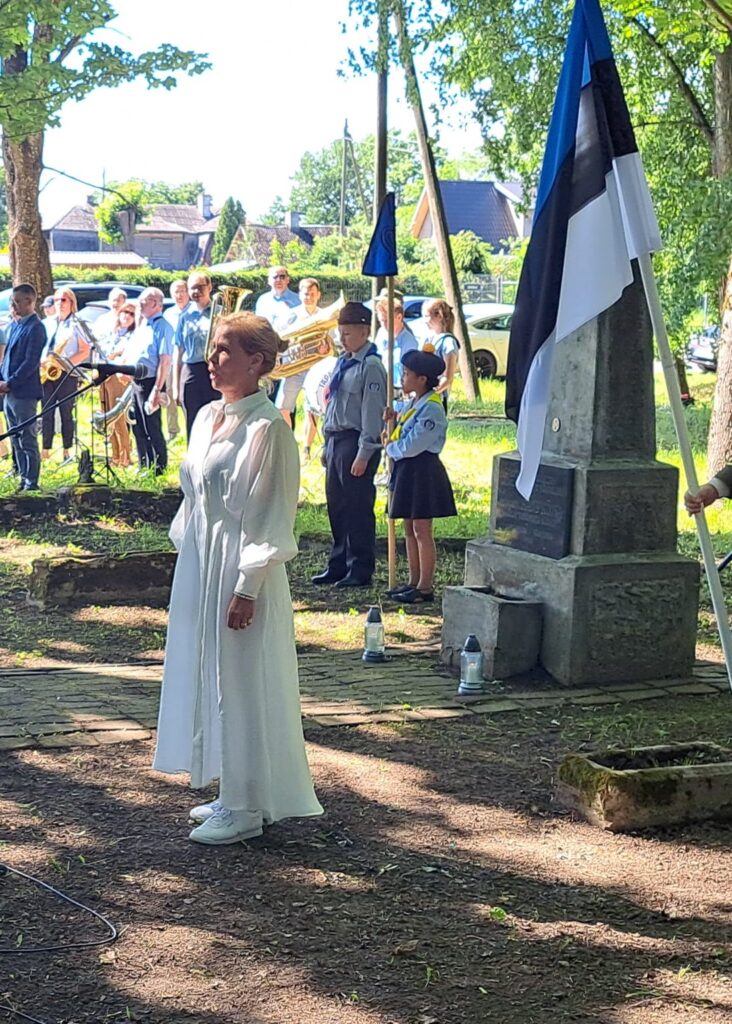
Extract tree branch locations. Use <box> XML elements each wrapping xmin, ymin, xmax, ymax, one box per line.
<box><xmin>704</xmin><ymin>0</ymin><xmax>732</xmax><ymax>35</ymax></box>
<box><xmin>630</xmin><ymin>15</ymin><xmax>714</xmax><ymax>147</ymax></box>
<box><xmin>55</xmin><ymin>34</ymin><xmax>83</xmax><ymax>64</ymax></box>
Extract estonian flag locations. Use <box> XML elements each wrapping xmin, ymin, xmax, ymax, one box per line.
<box><xmin>506</xmin><ymin>0</ymin><xmax>661</xmax><ymax>499</ymax></box>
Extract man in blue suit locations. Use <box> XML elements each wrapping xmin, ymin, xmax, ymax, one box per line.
<box><xmin>0</xmin><ymin>284</ymin><xmax>47</xmax><ymax>491</ymax></box>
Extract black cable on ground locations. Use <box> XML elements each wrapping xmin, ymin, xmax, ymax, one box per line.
<box><xmin>0</xmin><ymin>862</ymin><xmax>118</xmax><ymax>1023</ymax></box>
<box><xmin>0</xmin><ymin>862</ymin><xmax>118</xmax><ymax>953</ymax></box>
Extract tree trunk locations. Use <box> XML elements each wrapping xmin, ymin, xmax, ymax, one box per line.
<box><xmin>2</xmin><ymin>131</ymin><xmax>53</xmax><ymax>300</ymax></box>
<box><xmin>707</xmin><ymin>42</ymin><xmax>732</xmax><ymax>472</ymax></box>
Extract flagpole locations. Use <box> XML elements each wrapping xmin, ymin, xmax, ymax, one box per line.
<box><xmin>637</xmin><ymin>251</ymin><xmax>732</xmax><ymax>691</ymax></box>
<box><xmin>386</xmin><ymin>275</ymin><xmax>397</xmax><ymax>590</ymax></box>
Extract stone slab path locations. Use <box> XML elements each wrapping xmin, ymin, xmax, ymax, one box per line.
<box><xmin>0</xmin><ymin>649</ymin><xmax>728</xmax><ymax>751</ymax></box>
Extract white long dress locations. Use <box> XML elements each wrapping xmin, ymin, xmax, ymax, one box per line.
<box><xmin>153</xmin><ymin>388</ymin><xmax>323</xmax><ymax>822</ymax></box>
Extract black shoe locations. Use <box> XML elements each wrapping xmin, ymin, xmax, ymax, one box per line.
<box><xmin>398</xmin><ymin>586</ymin><xmax>434</xmax><ymax>604</ymax></box>
<box><xmin>334</xmin><ymin>574</ymin><xmax>372</xmax><ymax>589</ymax></box>
<box><xmin>311</xmin><ymin>570</ymin><xmax>345</xmax><ymax>585</ymax></box>
<box><xmin>385</xmin><ymin>583</ymin><xmax>413</xmax><ymax>598</ymax></box>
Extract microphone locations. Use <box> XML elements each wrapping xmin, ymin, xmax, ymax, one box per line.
<box><xmin>78</xmin><ymin>362</ymin><xmax>147</xmax><ymax>381</ymax></box>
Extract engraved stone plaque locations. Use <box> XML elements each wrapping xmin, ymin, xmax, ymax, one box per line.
<box><xmin>492</xmin><ymin>459</ymin><xmax>574</xmax><ymax>559</ymax></box>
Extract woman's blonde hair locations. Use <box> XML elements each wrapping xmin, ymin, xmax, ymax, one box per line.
<box><xmin>423</xmin><ymin>298</ymin><xmax>454</xmax><ymax>333</ymax></box>
<box><xmin>217</xmin><ymin>312</ymin><xmax>287</xmax><ymax>376</ymax></box>
<box><xmin>53</xmin><ymin>286</ymin><xmax>78</xmax><ymax>314</ymax></box>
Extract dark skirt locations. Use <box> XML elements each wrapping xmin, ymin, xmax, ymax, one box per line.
<box><xmin>389</xmin><ymin>450</ymin><xmax>457</xmax><ymax>520</ymax></box>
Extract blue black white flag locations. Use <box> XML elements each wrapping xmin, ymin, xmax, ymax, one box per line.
<box><xmin>506</xmin><ymin>0</ymin><xmax>661</xmax><ymax>499</ymax></box>
<box><xmin>363</xmin><ymin>191</ymin><xmax>398</xmax><ymax>277</ymax></box>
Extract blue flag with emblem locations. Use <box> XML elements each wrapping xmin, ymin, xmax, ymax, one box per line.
<box><xmin>506</xmin><ymin>0</ymin><xmax>661</xmax><ymax>499</ymax></box>
<box><xmin>362</xmin><ymin>191</ymin><xmax>398</xmax><ymax>277</ymax></box>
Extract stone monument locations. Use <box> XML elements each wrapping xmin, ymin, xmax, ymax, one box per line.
<box><xmin>465</xmin><ymin>273</ymin><xmax>700</xmax><ymax>686</ymax></box>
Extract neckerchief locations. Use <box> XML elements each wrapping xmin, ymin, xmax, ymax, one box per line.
<box><xmin>327</xmin><ymin>342</ymin><xmax>377</xmax><ymax>397</ymax></box>
<box><xmin>390</xmin><ymin>391</ymin><xmax>442</xmax><ymax>441</ymax></box>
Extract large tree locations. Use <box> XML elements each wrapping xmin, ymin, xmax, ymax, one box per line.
<box><xmin>0</xmin><ymin>2</ymin><xmax>209</xmax><ymax>298</ymax></box>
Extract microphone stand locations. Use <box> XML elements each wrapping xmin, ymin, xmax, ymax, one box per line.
<box><xmin>72</xmin><ymin>314</ymin><xmax>114</xmax><ymax>487</ymax></box>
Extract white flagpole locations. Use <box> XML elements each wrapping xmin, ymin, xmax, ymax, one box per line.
<box><xmin>637</xmin><ymin>251</ymin><xmax>732</xmax><ymax>691</ymax></box>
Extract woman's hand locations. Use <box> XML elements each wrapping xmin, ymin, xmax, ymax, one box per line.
<box><xmin>227</xmin><ymin>594</ymin><xmax>255</xmax><ymax>630</ymax></box>
<box><xmin>684</xmin><ymin>483</ymin><xmax>720</xmax><ymax>515</ymax></box>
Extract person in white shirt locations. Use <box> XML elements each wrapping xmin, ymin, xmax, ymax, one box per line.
<box><xmin>162</xmin><ymin>279</ymin><xmax>190</xmax><ymax>440</ymax></box>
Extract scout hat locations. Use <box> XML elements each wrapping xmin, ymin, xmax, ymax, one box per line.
<box><xmin>338</xmin><ymin>301</ymin><xmax>372</xmax><ymax>326</ymax></box>
<box><xmin>402</xmin><ymin>345</ymin><xmax>445</xmax><ymax>379</ymax></box>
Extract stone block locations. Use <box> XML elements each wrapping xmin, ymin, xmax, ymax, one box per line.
<box><xmin>465</xmin><ymin>540</ymin><xmax>699</xmax><ymax>687</ymax></box>
<box><xmin>27</xmin><ymin>551</ymin><xmax>177</xmax><ymax>609</ymax></box>
<box><xmin>557</xmin><ymin>742</ymin><xmax>732</xmax><ymax>831</ymax></box>
<box><xmin>441</xmin><ymin>585</ymin><xmax>542</xmax><ymax>680</ymax></box>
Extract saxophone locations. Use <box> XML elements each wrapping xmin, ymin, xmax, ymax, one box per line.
<box><xmin>92</xmin><ymin>382</ymin><xmax>135</xmax><ymax>435</ymax></box>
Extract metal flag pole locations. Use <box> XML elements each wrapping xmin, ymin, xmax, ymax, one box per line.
<box><xmin>637</xmin><ymin>251</ymin><xmax>732</xmax><ymax>691</ymax></box>
<box><xmin>386</xmin><ymin>276</ymin><xmax>397</xmax><ymax>590</ymax></box>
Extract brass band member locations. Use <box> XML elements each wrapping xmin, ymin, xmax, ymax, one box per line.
<box><xmin>100</xmin><ymin>301</ymin><xmax>137</xmax><ymax>468</ymax></box>
<box><xmin>41</xmin><ymin>288</ymin><xmax>91</xmax><ymax>465</ymax></box>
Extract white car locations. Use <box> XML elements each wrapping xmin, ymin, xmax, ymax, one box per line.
<box><xmin>463</xmin><ymin>302</ymin><xmax>514</xmax><ymax>378</ymax></box>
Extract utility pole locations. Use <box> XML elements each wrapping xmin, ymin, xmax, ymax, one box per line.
<box><xmin>393</xmin><ymin>1</ymin><xmax>481</xmax><ymax>402</ymax></box>
<box><xmin>339</xmin><ymin>121</ymin><xmax>348</xmax><ymax>236</ymax></box>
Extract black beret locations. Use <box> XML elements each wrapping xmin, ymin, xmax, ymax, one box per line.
<box><xmin>401</xmin><ymin>348</ymin><xmax>445</xmax><ymax>379</ymax></box>
<box><xmin>338</xmin><ymin>301</ymin><xmax>372</xmax><ymax>326</ymax></box>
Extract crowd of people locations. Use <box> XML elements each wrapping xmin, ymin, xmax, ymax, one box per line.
<box><xmin>0</xmin><ymin>267</ymin><xmax>461</xmax><ymax>844</ymax></box>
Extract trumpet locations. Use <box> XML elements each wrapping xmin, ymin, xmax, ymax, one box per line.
<box><xmin>204</xmin><ymin>287</ymin><xmax>252</xmax><ymax>360</ymax></box>
<box><xmin>271</xmin><ymin>294</ymin><xmax>344</xmax><ymax>379</ymax></box>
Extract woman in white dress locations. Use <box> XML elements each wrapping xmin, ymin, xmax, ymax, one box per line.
<box><xmin>153</xmin><ymin>311</ymin><xmax>323</xmax><ymax>844</ymax></box>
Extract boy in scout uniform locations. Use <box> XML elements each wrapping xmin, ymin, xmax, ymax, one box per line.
<box><xmin>312</xmin><ymin>302</ymin><xmax>386</xmax><ymax>588</ymax></box>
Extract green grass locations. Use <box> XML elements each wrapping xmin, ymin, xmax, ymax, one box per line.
<box><xmin>4</xmin><ymin>368</ymin><xmax>732</xmax><ymax>553</ymax></box>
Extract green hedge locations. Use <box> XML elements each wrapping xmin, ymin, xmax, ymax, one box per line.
<box><xmin>0</xmin><ymin>265</ymin><xmax>444</xmax><ymax>306</ymax></box>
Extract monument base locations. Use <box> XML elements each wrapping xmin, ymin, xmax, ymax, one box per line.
<box><xmin>465</xmin><ymin>538</ymin><xmax>699</xmax><ymax>686</ymax></box>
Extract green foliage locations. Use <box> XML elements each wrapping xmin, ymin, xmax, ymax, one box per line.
<box><xmin>94</xmin><ymin>180</ymin><xmax>150</xmax><ymax>245</ymax></box>
<box><xmin>450</xmin><ymin>230</ymin><xmax>489</xmax><ymax>274</ymax></box>
<box><xmin>211</xmin><ymin>196</ymin><xmax>246</xmax><ymax>264</ymax></box>
<box><xmin>261</xmin><ymin>195</ymin><xmax>287</xmax><ymax>226</ymax></box>
<box><xmin>288</xmin><ymin>129</ymin><xmax>431</xmax><ymax>225</ymax></box>
<box><xmin>94</xmin><ymin>179</ymin><xmax>212</xmax><ymax>245</ymax></box>
<box><xmin>0</xmin><ymin>3</ymin><xmax>210</xmax><ymax>140</ymax></box>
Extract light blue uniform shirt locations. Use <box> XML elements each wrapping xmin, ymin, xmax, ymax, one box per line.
<box><xmin>255</xmin><ymin>288</ymin><xmax>301</xmax><ymax>332</ymax></box>
<box><xmin>324</xmin><ymin>343</ymin><xmax>387</xmax><ymax>461</ymax></box>
<box><xmin>164</xmin><ymin>301</ymin><xmax>190</xmax><ymax>334</ymax></box>
<box><xmin>423</xmin><ymin>331</ymin><xmax>459</xmax><ymax>360</ymax></box>
<box><xmin>174</xmin><ymin>304</ymin><xmax>211</xmax><ymax>364</ymax></box>
<box><xmin>374</xmin><ymin>325</ymin><xmax>418</xmax><ymax>387</ymax></box>
<box><xmin>123</xmin><ymin>314</ymin><xmax>173</xmax><ymax>377</ymax></box>
<box><xmin>386</xmin><ymin>390</ymin><xmax>448</xmax><ymax>461</ymax></box>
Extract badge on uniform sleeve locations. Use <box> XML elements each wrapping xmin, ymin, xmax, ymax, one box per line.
<box><xmin>424</xmin><ymin>419</ymin><xmax>435</xmax><ymax>430</ymax></box>
<box><xmin>369</xmin><ymin>382</ymin><xmax>381</xmax><ymax>391</ymax></box>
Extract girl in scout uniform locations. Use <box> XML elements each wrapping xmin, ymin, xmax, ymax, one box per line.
<box><xmin>384</xmin><ymin>346</ymin><xmax>456</xmax><ymax>604</ymax></box>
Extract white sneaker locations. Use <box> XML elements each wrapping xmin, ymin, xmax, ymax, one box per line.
<box><xmin>189</xmin><ymin>807</ymin><xmax>263</xmax><ymax>845</ymax></box>
<box><xmin>189</xmin><ymin>797</ymin><xmax>223</xmax><ymax>824</ymax></box>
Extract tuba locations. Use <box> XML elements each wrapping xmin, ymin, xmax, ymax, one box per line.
<box><xmin>92</xmin><ymin>382</ymin><xmax>135</xmax><ymax>435</ymax></box>
<box><xmin>204</xmin><ymin>287</ymin><xmax>252</xmax><ymax>360</ymax></box>
<box><xmin>271</xmin><ymin>294</ymin><xmax>344</xmax><ymax>379</ymax></box>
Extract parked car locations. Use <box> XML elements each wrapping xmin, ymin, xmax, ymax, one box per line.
<box><xmin>686</xmin><ymin>325</ymin><xmax>720</xmax><ymax>373</ymax></box>
<box><xmin>463</xmin><ymin>302</ymin><xmax>514</xmax><ymax>378</ymax></box>
<box><xmin>0</xmin><ymin>281</ymin><xmax>145</xmax><ymax>331</ymax></box>
<box><xmin>77</xmin><ymin>297</ymin><xmax>174</xmax><ymax>326</ymax></box>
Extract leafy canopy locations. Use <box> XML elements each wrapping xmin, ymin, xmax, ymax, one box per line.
<box><xmin>0</xmin><ymin>2</ymin><xmax>210</xmax><ymax>140</ymax></box>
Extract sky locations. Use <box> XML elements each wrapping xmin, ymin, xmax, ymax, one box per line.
<box><xmin>39</xmin><ymin>0</ymin><xmax>484</xmax><ymax>228</ymax></box>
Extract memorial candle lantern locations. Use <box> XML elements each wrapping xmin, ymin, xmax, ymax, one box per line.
<box><xmin>458</xmin><ymin>634</ymin><xmax>483</xmax><ymax>695</ymax></box>
<box><xmin>362</xmin><ymin>606</ymin><xmax>386</xmax><ymax>663</ymax></box>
